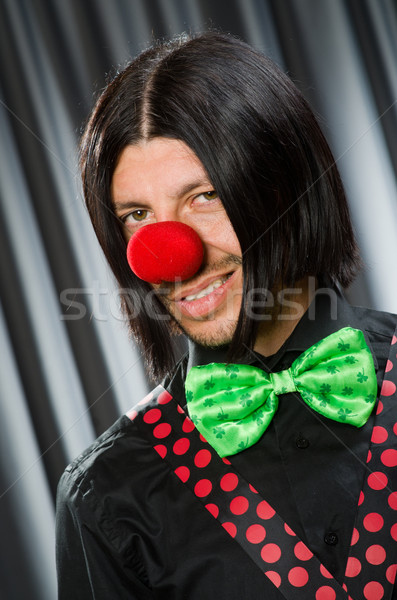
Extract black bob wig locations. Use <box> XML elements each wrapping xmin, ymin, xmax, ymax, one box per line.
<box><xmin>80</xmin><ymin>32</ymin><xmax>360</xmax><ymax>379</ymax></box>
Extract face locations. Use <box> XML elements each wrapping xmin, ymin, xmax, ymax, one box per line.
<box><xmin>111</xmin><ymin>137</ymin><xmax>243</xmax><ymax>348</ymax></box>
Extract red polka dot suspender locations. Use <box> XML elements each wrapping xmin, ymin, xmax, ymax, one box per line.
<box><xmin>342</xmin><ymin>331</ymin><xmax>397</xmax><ymax>600</ymax></box>
<box><xmin>128</xmin><ymin>330</ymin><xmax>397</xmax><ymax>600</ymax></box>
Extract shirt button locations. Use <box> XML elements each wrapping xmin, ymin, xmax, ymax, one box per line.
<box><xmin>295</xmin><ymin>436</ymin><xmax>310</xmax><ymax>449</ymax></box>
<box><xmin>324</xmin><ymin>532</ymin><xmax>338</xmax><ymax>546</ymax></box>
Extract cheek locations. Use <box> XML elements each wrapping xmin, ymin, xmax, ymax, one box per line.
<box><xmin>196</xmin><ymin>214</ymin><xmax>241</xmax><ymax>256</ymax></box>
<box><xmin>224</xmin><ymin>221</ymin><xmax>241</xmax><ymax>255</ymax></box>
<box><xmin>217</xmin><ymin>219</ymin><xmax>241</xmax><ymax>256</ymax></box>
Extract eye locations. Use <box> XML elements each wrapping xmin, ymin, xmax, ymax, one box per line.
<box><xmin>194</xmin><ymin>190</ymin><xmax>219</xmax><ymax>204</ymax></box>
<box><xmin>123</xmin><ymin>209</ymin><xmax>149</xmax><ymax>223</ymax></box>
<box><xmin>201</xmin><ymin>190</ymin><xmax>218</xmax><ymax>200</ymax></box>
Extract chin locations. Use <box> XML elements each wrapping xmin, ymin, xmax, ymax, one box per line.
<box><xmin>178</xmin><ymin>320</ymin><xmax>237</xmax><ymax>349</ymax></box>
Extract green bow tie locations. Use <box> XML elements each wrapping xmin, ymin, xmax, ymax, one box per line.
<box><xmin>185</xmin><ymin>327</ymin><xmax>377</xmax><ymax>457</ymax></box>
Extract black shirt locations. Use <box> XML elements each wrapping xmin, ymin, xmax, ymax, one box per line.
<box><xmin>56</xmin><ymin>289</ymin><xmax>396</xmax><ymax>599</ymax></box>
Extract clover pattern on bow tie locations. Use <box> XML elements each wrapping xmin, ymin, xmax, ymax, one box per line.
<box><xmin>225</xmin><ymin>364</ymin><xmax>240</xmax><ymax>378</ymax></box>
<box><xmin>185</xmin><ymin>327</ymin><xmax>377</xmax><ymax>457</ymax></box>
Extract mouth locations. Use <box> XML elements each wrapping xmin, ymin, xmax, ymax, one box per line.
<box><xmin>182</xmin><ymin>273</ymin><xmax>233</xmax><ymax>301</ymax></box>
<box><xmin>171</xmin><ymin>270</ymin><xmax>240</xmax><ymax>320</ymax></box>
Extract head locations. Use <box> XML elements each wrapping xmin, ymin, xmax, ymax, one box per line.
<box><xmin>80</xmin><ymin>31</ymin><xmax>360</xmax><ymax>378</ymax></box>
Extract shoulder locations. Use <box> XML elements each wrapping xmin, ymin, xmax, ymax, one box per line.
<box><xmin>58</xmin><ymin>392</ymin><xmax>173</xmax><ymax>495</ymax></box>
<box><xmin>57</xmin><ymin>415</ymin><xmax>148</xmax><ymax>505</ymax></box>
<box><xmin>352</xmin><ymin>304</ymin><xmax>397</xmax><ymax>339</ymax></box>
<box><xmin>348</xmin><ymin>305</ymin><xmax>396</xmax><ymax>382</ymax></box>
<box><xmin>352</xmin><ymin>305</ymin><xmax>396</xmax><ymax>358</ymax></box>
<box><xmin>56</xmin><ymin>409</ymin><xmax>175</xmax><ymax>556</ymax></box>
<box><xmin>55</xmin><ymin>411</ymin><xmax>171</xmax><ymax>583</ymax></box>
<box><xmin>57</xmin><ymin>371</ymin><xmax>186</xmax><ymax>511</ymax></box>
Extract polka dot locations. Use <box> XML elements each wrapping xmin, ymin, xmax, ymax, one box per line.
<box><xmin>194</xmin><ymin>449</ymin><xmax>212</xmax><ymax>468</ymax></box>
<box><xmin>261</xmin><ymin>543</ymin><xmax>281</xmax><ymax>563</ymax></box>
<box><xmin>381</xmin><ymin>449</ymin><xmax>397</xmax><ymax>467</ymax></box>
<box><xmin>257</xmin><ymin>500</ymin><xmax>276</xmax><ymax>520</ymax></box>
<box><xmin>366</xmin><ymin>544</ymin><xmax>386</xmax><ymax>565</ymax></box>
<box><xmin>376</xmin><ymin>401</ymin><xmax>384</xmax><ymax>415</ymax></box>
<box><xmin>390</xmin><ymin>523</ymin><xmax>397</xmax><ymax>541</ymax></box>
<box><xmin>194</xmin><ymin>479</ymin><xmax>212</xmax><ymax>497</ymax></box>
<box><xmin>366</xmin><ymin>450</ymin><xmax>372</xmax><ymax>463</ymax></box>
<box><xmin>246</xmin><ymin>524</ymin><xmax>266</xmax><ymax>544</ymax></box>
<box><xmin>126</xmin><ymin>408</ymin><xmax>138</xmax><ymax>421</ymax></box>
<box><xmin>294</xmin><ymin>541</ymin><xmax>313</xmax><ymax>561</ymax></box>
<box><xmin>371</xmin><ymin>426</ymin><xmax>388</xmax><ymax>444</ymax></box>
<box><xmin>199</xmin><ymin>433</ymin><xmax>208</xmax><ymax>443</ymax></box>
<box><xmin>220</xmin><ymin>473</ymin><xmax>238</xmax><ymax>492</ymax></box>
<box><xmin>173</xmin><ymin>437</ymin><xmax>190</xmax><ymax>455</ymax></box>
<box><xmin>358</xmin><ymin>491</ymin><xmax>365</xmax><ymax>505</ymax></box>
<box><xmin>158</xmin><ymin>390</ymin><xmax>172</xmax><ymax>404</ymax></box>
<box><xmin>222</xmin><ymin>457</ymin><xmax>231</xmax><ymax>465</ymax></box>
<box><xmin>393</xmin><ymin>422</ymin><xmax>397</xmax><ymax>436</ymax></box>
<box><xmin>284</xmin><ymin>523</ymin><xmax>296</xmax><ymax>536</ymax></box>
<box><xmin>230</xmin><ymin>496</ymin><xmax>249</xmax><ymax>515</ymax></box>
<box><xmin>368</xmin><ymin>472</ymin><xmax>388</xmax><ymax>490</ymax></box>
<box><xmin>205</xmin><ymin>503</ymin><xmax>219</xmax><ymax>518</ymax></box>
<box><xmin>345</xmin><ymin>557</ymin><xmax>362</xmax><ymax>577</ymax></box>
<box><xmin>182</xmin><ymin>416</ymin><xmax>195</xmax><ymax>433</ymax></box>
<box><xmin>363</xmin><ymin>513</ymin><xmax>384</xmax><ymax>532</ymax></box>
<box><xmin>351</xmin><ymin>528</ymin><xmax>359</xmax><ymax>545</ymax></box>
<box><xmin>386</xmin><ymin>564</ymin><xmax>397</xmax><ymax>584</ymax></box>
<box><xmin>153</xmin><ymin>444</ymin><xmax>167</xmax><ymax>458</ymax></box>
<box><xmin>177</xmin><ymin>404</ymin><xmax>184</xmax><ymax>414</ymax></box>
<box><xmin>138</xmin><ymin>391</ymin><xmax>153</xmax><ymax>405</ymax></box>
<box><xmin>288</xmin><ymin>566</ymin><xmax>309</xmax><ymax>587</ymax></box>
<box><xmin>316</xmin><ymin>586</ymin><xmax>336</xmax><ymax>600</ymax></box>
<box><xmin>381</xmin><ymin>380</ymin><xmax>396</xmax><ymax>396</ymax></box>
<box><xmin>153</xmin><ymin>422</ymin><xmax>171</xmax><ymax>439</ymax></box>
<box><xmin>174</xmin><ymin>466</ymin><xmax>190</xmax><ymax>482</ymax></box>
<box><xmin>320</xmin><ymin>564</ymin><xmax>333</xmax><ymax>579</ymax></box>
<box><xmin>265</xmin><ymin>571</ymin><xmax>281</xmax><ymax>588</ymax></box>
<box><xmin>363</xmin><ymin>582</ymin><xmax>384</xmax><ymax>600</ymax></box>
<box><xmin>385</xmin><ymin>359</ymin><xmax>393</xmax><ymax>373</ymax></box>
<box><xmin>389</xmin><ymin>492</ymin><xmax>397</xmax><ymax>510</ymax></box>
<box><xmin>392</xmin><ymin>335</ymin><xmax>397</xmax><ymax>344</ymax></box>
<box><xmin>249</xmin><ymin>483</ymin><xmax>258</xmax><ymax>493</ymax></box>
<box><xmin>222</xmin><ymin>521</ymin><xmax>237</xmax><ymax>537</ymax></box>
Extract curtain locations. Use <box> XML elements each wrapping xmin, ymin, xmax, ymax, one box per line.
<box><xmin>0</xmin><ymin>1</ymin><xmax>395</xmax><ymax>598</ymax></box>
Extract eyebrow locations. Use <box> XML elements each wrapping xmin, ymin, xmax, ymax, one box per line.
<box><xmin>112</xmin><ymin>179</ymin><xmax>213</xmax><ymax>213</ymax></box>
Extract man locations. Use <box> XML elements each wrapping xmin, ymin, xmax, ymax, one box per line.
<box><xmin>56</xmin><ymin>32</ymin><xmax>396</xmax><ymax>599</ymax></box>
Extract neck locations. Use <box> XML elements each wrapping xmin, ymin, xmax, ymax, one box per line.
<box><xmin>253</xmin><ymin>276</ymin><xmax>315</xmax><ymax>357</ymax></box>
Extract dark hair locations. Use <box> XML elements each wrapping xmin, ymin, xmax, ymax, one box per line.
<box><xmin>80</xmin><ymin>31</ymin><xmax>360</xmax><ymax>379</ymax></box>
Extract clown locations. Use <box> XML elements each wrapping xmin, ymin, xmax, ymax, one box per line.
<box><xmin>56</xmin><ymin>32</ymin><xmax>397</xmax><ymax>600</ymax></box>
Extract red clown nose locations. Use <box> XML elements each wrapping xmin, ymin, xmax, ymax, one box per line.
<box><xmin>126</xmin><ymin>221</ymin><xmax>204</xmax><ymax>284</ymax></box>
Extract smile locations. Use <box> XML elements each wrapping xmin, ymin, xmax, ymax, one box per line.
<box><xmin>183</xmin><ymin>274</ymin><xmax>231</xmax><ymax>301</ymax></box>
<box><xmin>173</xmin><ymin>270</ymin><xmax>240</xmax><ymax>320</ymax></box>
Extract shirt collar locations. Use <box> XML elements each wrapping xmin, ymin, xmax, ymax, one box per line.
<box><xmin>187</xmin><ymin>284</ymin><xmax>378</xmax><ymax>372</ymax></box>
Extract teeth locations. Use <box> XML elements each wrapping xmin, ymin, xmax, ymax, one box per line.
<box><xmin>184</xmin><ymin>277</ymin><xmax>227</xmax><ymax>302</ymax></box>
